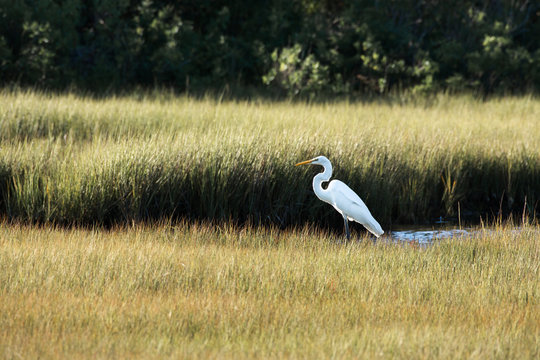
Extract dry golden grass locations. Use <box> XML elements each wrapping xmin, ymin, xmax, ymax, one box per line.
<box><xmin>1</xmin><ymin>222</ymin><xmax>538</xmax><ymax>359</ymax></box>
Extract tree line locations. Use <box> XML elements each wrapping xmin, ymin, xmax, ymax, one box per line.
<box><xmin>1</xmin><ymin>0</ymin><xmax>539</xmax><ymax>95</ymax></box>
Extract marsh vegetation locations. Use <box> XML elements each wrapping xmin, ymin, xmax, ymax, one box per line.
<box><xmin>0</xmin><ymin>89</ymin><xmax>539</xmax><ymax>227</ymax></box>
<box><xmin>1</xmin><ymin>222</ymin><xmax>538</xmax><ymax>359</ymax></box>
<box><xmin>0</xmin><ymin>89</ymin><xmax>538</xmax><ymax>358</ymax></box>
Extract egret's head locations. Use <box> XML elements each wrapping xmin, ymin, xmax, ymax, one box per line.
<box><xmin>295</xmin><ymin>155</ymin><xmax>330</xmax><ymax>167</ymax></box>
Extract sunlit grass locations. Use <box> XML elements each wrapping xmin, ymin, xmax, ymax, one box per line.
<box><xmin>1</xmin><ymin>90</ymin><xmax>538</xmax><ymax>358</ymax></box>
<box><xmin>0</xmin><ymin>89</ymin><xmax>539</xmax><ymax>226</ymax></box>
<box><xmin>0</xmin><ymin>222</ymin><xmax>538</xmax><ymax>359</ymax></box>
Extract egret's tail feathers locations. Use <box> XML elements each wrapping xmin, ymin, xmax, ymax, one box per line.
<box><xmin>362</xmin><ymin>218</ymin><xmax>384</xmax><ymax>238</ymax></box>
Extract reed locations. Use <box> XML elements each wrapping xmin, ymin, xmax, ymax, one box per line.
<box><xmin>0</xmin><ymin>89</ymin><xmax>539</xmax><ymax>226</ymax></box>
<box><xmin>0</xmin><ymin>222</ymin><xmax>538</xmax><ymax>359</ymax></box>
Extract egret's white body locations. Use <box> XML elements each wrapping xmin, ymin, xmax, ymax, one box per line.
<box><xmin>296</xmin><ymin>156</ymin><xmax>384</xmax><ymax>239</ymax></box>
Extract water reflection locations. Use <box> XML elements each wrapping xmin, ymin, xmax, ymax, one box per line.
<box><xmin>385</xmin><ymin>224</ymin><xmax>537</xmax><ymax>244</ymax></box>
<box><xmin>388</xmin><ymin>227</ymin><xmax>469</xmax><ymax>244</ymax></box>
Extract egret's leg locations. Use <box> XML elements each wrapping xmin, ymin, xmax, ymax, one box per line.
<box><xmin>343</xmin><ymin>216</ymin><xmax>350</xmax><ymax>240</ymax></box>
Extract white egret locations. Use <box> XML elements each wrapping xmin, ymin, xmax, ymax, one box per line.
<box><xmin>295</xmin><ymin>156</ymin><xmax>384</xmax><ymax>239</ymax></box>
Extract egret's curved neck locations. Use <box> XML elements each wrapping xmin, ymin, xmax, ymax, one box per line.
<box><xmin>313</xmin><ymin>163</ymin><xmax>332</xmax><ymax>203</ymax></box>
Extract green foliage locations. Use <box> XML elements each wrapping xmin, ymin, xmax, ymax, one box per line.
<box><xmin>263</xmin><ymin>44</ymin><xmax>329</xmax><ymax>96</ymax></box>
<box><xmin>0</xmin><ymin>1</ymin><xmax>538</xmax><ymax>94</ymax></box>
<box><xmin>18</xmin><ymin>21</ymin><xmax>55</xmax><ymax>83</ymax></box>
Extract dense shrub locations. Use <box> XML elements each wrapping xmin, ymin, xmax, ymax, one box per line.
<box><xmin>0</xmin><ymin>0</ymin><xmax>538</xmax><ymax>95</ymax></box>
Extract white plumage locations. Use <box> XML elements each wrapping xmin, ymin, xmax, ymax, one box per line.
<box><xmin>296</xmin><ymin>155</ymin><xmax>384</xmax><ymax>239</ymax></box>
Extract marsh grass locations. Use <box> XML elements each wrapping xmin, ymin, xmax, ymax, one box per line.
<box><xmin>0</xmin><ymin>222</ymin><xmax>538</xmax><ymax>359</ymax></box>
<box><xmin>0</xmin><ymin>89</ymin><xmax>539</xmax><ymax>227</ymax></box>
<box><xmin>1</xmin><ymin>89</ymin><xmax>538</xmax><ymax>358</ymax></box>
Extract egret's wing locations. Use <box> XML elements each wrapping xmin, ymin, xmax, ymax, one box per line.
<box><xmin>328</xmin><ymin>180</ymin><xmax>384</xmax><ymax>237</ymax></box>
<box><xmin>328</xmin><ymin>180</ymin><xmax>370</xmax><ymax>212</ymax></box>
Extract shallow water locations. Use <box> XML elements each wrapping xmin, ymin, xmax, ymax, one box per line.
<box><xmin>388</xmin><ymin>226</ymin><xmax>469</xmax><ymax>244</ymax></box>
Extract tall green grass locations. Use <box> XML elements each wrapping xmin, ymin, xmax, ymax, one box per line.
<box><xmin>0</xmin><ymin>89</ymin><xmax>539</xmax><ymax>226</ymax></box>
<box><xmin>0</xmin><ymin>223</ymin><xmax>538</xmax><ymax>358</ymax></box>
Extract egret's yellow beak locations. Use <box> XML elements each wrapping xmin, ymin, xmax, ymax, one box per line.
<box><xmin>295</xmin><ymin>159</ymin><xmax>315</xmax><ymax>166</ymax></box>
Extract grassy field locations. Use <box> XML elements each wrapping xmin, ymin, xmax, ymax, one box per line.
<box><xmin>0</xmin><ymin>89</ymin><xmax>539</xmax><ymax>226</ymax></box>
<box><xmin>0</xmin><ymin>222</ymin><xmax>538</xmax><ymax>359</ymax></box>
<box><xmin>0</xmin><ymin>90</ymin><xmax>539</xmax><ymax>358</ymax></box>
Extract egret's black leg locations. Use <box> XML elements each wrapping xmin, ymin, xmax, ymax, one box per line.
<box><xmin>343</xmin><ymin>216</ymin><xmax>350</xmax><ymax>241</ymax></box>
